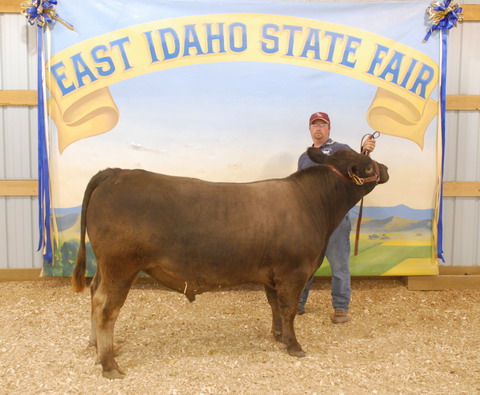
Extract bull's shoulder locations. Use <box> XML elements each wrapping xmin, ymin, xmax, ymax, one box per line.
<box><xmin>288</xmin><ymin>164</ymin><xmax>332</xmax><ymax>183</ymax></box>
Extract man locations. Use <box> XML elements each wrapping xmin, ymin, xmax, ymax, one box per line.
<box><xmin>297</xmin><ymin>111</ymin><xmax>376</xmax><ymax>324</ymax></box>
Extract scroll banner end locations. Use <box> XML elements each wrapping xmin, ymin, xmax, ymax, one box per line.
<box><xmin>367</xmin><ymin>88</ymin><xmax>438</xmax><ymax>149</ymax></box>
<box><xmin>48</xmin><ymin>88</ymin><xmax>119</xmax><ymax>153</ymax></box>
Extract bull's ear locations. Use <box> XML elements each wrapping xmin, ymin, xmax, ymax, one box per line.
<box><xmin>306</xmin><ymin>147</ymin><xmax>328</xmax><ymax>164</ymax></box>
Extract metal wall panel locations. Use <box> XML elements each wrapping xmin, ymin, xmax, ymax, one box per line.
<box><xmin>444</xmin><ymin>2</ymin><xmax>480</xmax><ymax>267</ymax></box>
<box><xmin>1</xmin><ymin>3</ymin><xmax>479</xmax><ymax>270</ymax></box>
<box><xmin>0</xmin><ymin>13</ymin><xmax>42</xmax><ymax>269</ymax></box>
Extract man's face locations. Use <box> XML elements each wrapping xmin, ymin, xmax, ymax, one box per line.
<box><xmin>309</xmin><ymin>120</ymin><xmax>330</xmax><ymax>147</ymax></box>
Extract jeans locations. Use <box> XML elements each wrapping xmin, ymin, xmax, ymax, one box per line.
<box><xmin>298</xmin><ymin>215</ymin><xmax>351</xmax><ymax>311</ymax></box>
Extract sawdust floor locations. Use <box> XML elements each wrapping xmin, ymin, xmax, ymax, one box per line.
<box><xmin>0</xmin><ymin>277</ymin><xmax>479</xmax><ymax>394</ymax></box>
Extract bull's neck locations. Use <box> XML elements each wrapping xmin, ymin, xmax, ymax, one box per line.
<box><xmin>292</xmin><ymin>166</ymin><xmax>364</xmax><ymax>232</ymax></box>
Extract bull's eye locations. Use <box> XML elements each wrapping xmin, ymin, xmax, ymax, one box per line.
<box><xmin>366</xmin><ymin>164</ymin><xmax>374</xmax><ymax>175</ymax></box>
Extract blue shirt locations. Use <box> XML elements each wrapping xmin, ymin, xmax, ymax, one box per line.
<box><xmin>298</xmin><ymin>139</ymin><xmax>352</xmax><ymax>171</ymax></box>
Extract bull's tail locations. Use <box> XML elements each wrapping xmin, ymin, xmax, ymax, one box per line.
<box><xmin>72</xmin><ymin>169</ymin><xmax>112</xmax><ymax>292</ymax></box>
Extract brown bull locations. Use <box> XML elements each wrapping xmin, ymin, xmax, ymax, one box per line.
<box><xmin>72</xmin><ymin>147</ymin><xmax>389</xmax><ymax>378</ymax></box>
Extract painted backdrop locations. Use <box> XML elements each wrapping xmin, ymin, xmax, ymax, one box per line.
<box><xmin>43</xmin><ymin>0</ymin><xmax>441</xmax><ymax>277</ymax></box>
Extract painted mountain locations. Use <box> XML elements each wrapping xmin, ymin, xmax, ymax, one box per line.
<box><xmin>349</xmin><ymin>204</ymin><xmax>433</xmax><ymax>234</ymax></box>
<box><xmin>349</xmin><ymin>204</ymin><xmax>433</xmax><ymax>221</ymax></box>
<box><xmin>54</xmin><ymin>204</ymin><xmax>434</xmax><ymax>235</ymax></box>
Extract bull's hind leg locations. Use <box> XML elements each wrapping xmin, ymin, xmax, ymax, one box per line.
<box><xmin>275</xmin><ymin>278</ymin><xmax>307</xmax><ymax>358</ymax></box>
<box><xmin>89</xmin><ymin>271</ymin><xmax>101</xmax><ymax>347</ymax></box>
<box><xmin>93</xmin><ymin>273</ymin><xmax>136</xmax><ymax>379</ymax></box>
<box><xmin>264</xmin><ymin>286</ymin><xmax>282</xmax><ymax>341</ymax></box>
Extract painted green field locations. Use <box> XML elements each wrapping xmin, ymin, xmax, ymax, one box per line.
<box><xmin>315</xmin><ymin>236</ymin><xmax>432</xmax><ymax>276</ymax></box>
<box><xmin>42</xmin><ymin>239</ymin><xmax>96</xmax><ymax>277</ymax></box>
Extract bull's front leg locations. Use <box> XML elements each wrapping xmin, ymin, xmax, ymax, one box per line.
<box><xmin>264</xmin><ymin>285</ymin><xmax>282</xmax><ymax>341</ymax></box>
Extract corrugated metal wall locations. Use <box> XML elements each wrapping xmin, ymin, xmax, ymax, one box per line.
<box><xmin>1</xmin><ymin>2</ymin><xmax>479</xmax><ymax>270</ymax></box>
<box><xmin>444</xmin><ymin>2</ymin><xmax>480</xmax><ymax>267</ymax></box>
<box><xmin>0</xmin><ymin>13</ymin><xmax>42</xmax><ymax>269</ymax></box>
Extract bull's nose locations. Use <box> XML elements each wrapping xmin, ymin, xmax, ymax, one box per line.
<box><xmin>379</xmin><ymin>165</ymin><xmax>389</xmax><ymax>184</ymax></box>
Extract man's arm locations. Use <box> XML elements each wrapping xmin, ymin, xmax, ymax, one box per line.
<box><xmin>298</xmin><ymin>152</ymin><xmax>316</xmax><ymax>171</ymax></box>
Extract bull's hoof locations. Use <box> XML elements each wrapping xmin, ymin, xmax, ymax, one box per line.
<box><xmin>287</xmin><ymin>345</ymin><xmax>306</xmax><ymax>358</ymax></box>
<box><xmin>102</xmin><ymin>368</ymin><xmax>125</xmax><ymax>379</ymax></box>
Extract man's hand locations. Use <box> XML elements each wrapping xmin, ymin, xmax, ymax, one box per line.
<box><xmin>362</xmin><ymin>135</ymin><xmax>376</xmax><ymax>154</ymax></box>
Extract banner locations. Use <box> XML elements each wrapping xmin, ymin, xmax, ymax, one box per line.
<box><xmin>43</xmin><ymin>0</ymin><xmax>441</xmax><ymax>277</ymax></box>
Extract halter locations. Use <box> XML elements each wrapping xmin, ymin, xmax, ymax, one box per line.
<box><xmin>326</xmin><ymin>160</ymin><xmax>380</xmax><ymax>186</ymax></box>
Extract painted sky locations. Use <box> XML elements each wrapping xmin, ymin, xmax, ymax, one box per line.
<box><xmin>48</xmin><ymin>0</ymin><xmax>440</xmax><ymax>210</ymax></box>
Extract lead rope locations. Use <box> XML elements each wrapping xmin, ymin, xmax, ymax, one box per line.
<box><xmin>354</xmin><ymin>132</ymin><xmax>380</xmax><ymax>256</ymax></box>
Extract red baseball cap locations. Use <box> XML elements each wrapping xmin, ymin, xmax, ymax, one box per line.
<box><xmin>309</xmin><ymin>112</ymin><xmax>330</xmax><ymax>125</ymax></box>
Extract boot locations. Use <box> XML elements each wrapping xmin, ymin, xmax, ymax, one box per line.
<box><xmin>330</xmin><ymin>309</ymin><xmax>349</xmax><ymax>324</ymax></box>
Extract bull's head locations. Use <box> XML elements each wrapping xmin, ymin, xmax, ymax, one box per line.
<box><xmin>307</xmin><ymin>147</ymin><xmax>389</xmax><ymax>190</ymax></box>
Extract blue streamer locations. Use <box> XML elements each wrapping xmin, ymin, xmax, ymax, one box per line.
<box><xmin>423</xmin><ymin>0</ymin><xmax>463</xmax><ymax>261</ymax></box>
<box><xmin>36</xmin><ymin>25</ymin><xmax>53</xmax><ymax>262</ymax></box>
<box><xmin>22</xmin><ymin>0</ymin><xmax>73</xmax><ymax>262</ymax></box>
<box><xmin>436</xmin><ymin>29</ymin><xmax>448</xmax><ymax>262</ymax></box>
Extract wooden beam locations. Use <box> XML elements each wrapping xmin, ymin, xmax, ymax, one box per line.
<box><xmin>1</xmin><ymin>268</ymin><xmax>479</xmax><ymax>285</ymax></box>
<box><xmin>446</xmin><ymin>95</ymin><xmax>480</xmax><ymax>110</ymax></box>
<box><xmin>439</xmin><ymin>265</ymin><xmax>480</xmax><ymax>275</ymax></box>
<box><xmin>1</xmin><ymin>2</ymin><xmax>479</xmax><ymax>19</ymax></box>
<box><xmin>462</xmin><ymin>4</ymin><xmax>480</xmax><ymax>21</ymax></box>
<box><xmin>0</xmin><ymin>180</ymin><xmax>38</xmax><ymax>196</ymax></box>
<box><xmin>443</xmin><ymin>181</ymin><xmax>480</xmax><ymax>197</ymax></box>
<box><xmin>0</xmin><ymin>181</ymin><xmax>478</xmax><ymax>198</ymax></box>
<box><xmin>0</xmin><ymin>3</ymin><xmax>478</xmax><ymax>19</ymax></box>
<box><xmin>0</xmin><ymin>0</ymin><xmax>21</xmax><ymax>13</ymax></box>
<box><xmin>0</xmin><ymin>269</ymin><xmax>42</xmax><ymax>281</ymax></box>
<box><xmin>407</xmin><ymin>275</ymin><xmax>480</xmax><ymax>290</ymax></box>
<box><xmin>0</xmin><ymin>90</ymin><xmax>37</xmax><ymax>106</ymax></box>
<box><xmin>0</xmin><ymin>91</ymin><xmax>478</xmax><ymax>111</ymax></box>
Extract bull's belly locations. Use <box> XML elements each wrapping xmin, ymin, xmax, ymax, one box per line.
<box><xmin>143</xmin><ymin>259</ymin><xmax>269</xmax><ymax>301</ymax></box>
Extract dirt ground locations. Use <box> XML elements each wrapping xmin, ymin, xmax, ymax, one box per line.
<box><xmin>0</xmin><ymin>277</ymin><xmax>479</xmax><ymax>394</ymax></box>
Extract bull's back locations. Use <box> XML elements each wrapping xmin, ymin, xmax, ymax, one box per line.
<box><xmin>86</xmin><ymin>169</ymin><xmax>318</xmax><ymax>285</ymax></box>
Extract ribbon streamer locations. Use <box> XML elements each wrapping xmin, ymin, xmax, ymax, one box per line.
<box><xmin>22</xmin><ymin>0</ymin><xmax>73</xmax><ymax>262</ymax></box>
<box><xmin>423</xmin><ymin>0</ymin><xmax>463</xmax><ymax>261</ymax></box>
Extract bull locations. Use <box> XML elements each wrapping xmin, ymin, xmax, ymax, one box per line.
<box><xmin>72</xmin><ymin>147</ymin><xmax>389</xmax><ymax>378</ymax></box>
